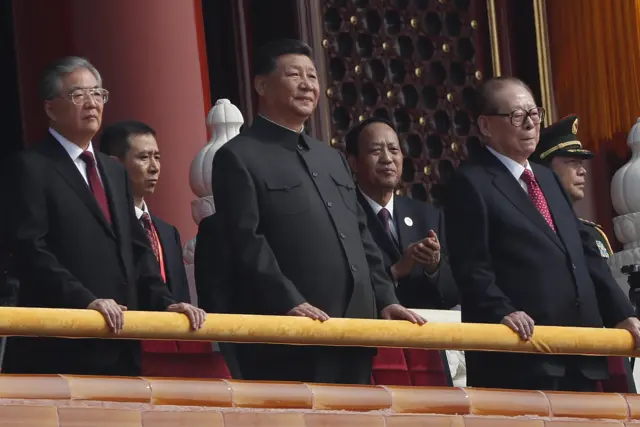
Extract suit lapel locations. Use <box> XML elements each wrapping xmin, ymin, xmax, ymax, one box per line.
<box><xmin>151</xmin><ymin>215</ymin><xmax>172</xmax><ymax>285</ymax></box>
<box><xmin>38</xmin><ymin>136</ymin><xmax>115</xmax><ymax>238</ymax></box>
<box><xmin>532</xmin><ymin>163</ymin><xmax>575</xmax><ymax>254</ymax></box>
<box><xmin>357</xmin><ymin>190</ymin><xmax>401</xmax><ymax>262</ymax></box>
<box><xmin>481</xmin><ymin>149</ymin><xmax>566</xmax><ymax>253</ymax></box>
<box><xmin>95</xmin><ymin>153</ymin><xmax>119</xmax><ymax>239</ymax></box>
<box><xmin>394</xmin><ymin>197</ymin><xmax>415</xmax><ymax>250</ymax></box>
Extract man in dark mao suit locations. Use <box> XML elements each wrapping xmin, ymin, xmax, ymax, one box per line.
<box><xmin>445</xmin><ymin>76</ymin><xmax>640</xmax><ymax>391</ymax></box>
<box><xmin>207</xmin><ymin>39</ymin><xmax>425</xmax><ymax>384</ymax></box>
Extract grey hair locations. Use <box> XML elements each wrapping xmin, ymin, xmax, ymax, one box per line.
<box><xmin>39</xmin><ymin>56</ymin><xmax>103</xmax><ymax>101</ymax></box>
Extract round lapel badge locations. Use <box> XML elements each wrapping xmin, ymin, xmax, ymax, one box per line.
<box><xmin>404</xmin><ymin>217</ymin><xmax>413</xmax><ymax>227</ymax></box>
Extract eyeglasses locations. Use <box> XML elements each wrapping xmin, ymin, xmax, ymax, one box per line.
<box><xmin>484</xmin><ymin>107</ymin><xmax>545</xmax><ymax>127</ymax></box>
<box><xmin>64</xmin><ymin>88</ymin><xmax>110</xmax><ymax>105</ymax></box>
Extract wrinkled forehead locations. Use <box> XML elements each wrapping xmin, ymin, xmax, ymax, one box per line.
<box><xmin>275</xmin><ymin>54</ymin><xmax>317</xmax><ymax>71</ymax></box>
<box><xmin>360</xmin><ymin>122</ymin><xmax>399</xmax><ymax>146</ymax></box>
<box><xmin>128</xmin><ymin>134</ymin><xmax>159</xmax><ymax>154</ymax></box>
<box><xmin>491</xmin><ymin>84</ymin><xmax>536</xmax><ymax>112</ymax></box>
<box><xmin>60</xmin><ymin>68</ymin><xmax>101</xmax><ymax>91</ymax></box>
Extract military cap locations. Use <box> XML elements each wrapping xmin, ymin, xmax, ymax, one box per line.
<box><xmin>530</xmin><ymin>114</ymin><xmax>593</xmax><ymax>164</ymax></box>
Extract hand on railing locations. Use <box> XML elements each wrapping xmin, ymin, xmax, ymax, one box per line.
<box><xmin>287</xmin><ymin>303</ymin><xmax>330</xmax><ymax>322</ymax></box>
<box><xmin>615</xmin><ymin>317</ymin><xmax>640</xmax><ymax>349</ymax></box>
<box><xmin>166</xmin><ymin>303</ymin><xmax>206</xmax><ymax>330</ymax></box>
<box><xmin>87</xmin><ymin>299</ymin><xmax>127</xmax><ymax>333</ymax></box>
<box><xmin>381</xmin><ymin>304</ymin><xmax>427</xmax><ymax>325</ymax></box>
<box><xmin>501</xmin><ymin>311</ymin><xmax>535</xmax><ymax>341</ymax></box>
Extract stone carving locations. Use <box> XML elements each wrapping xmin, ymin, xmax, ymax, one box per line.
<box><xmin>183</xmin><ymin>99</ymin><xmax>244</xmax><ymax>305</ymax></box>
<box><xmin>610</xmin><ymin>118</ymin><xmax>640</xmax><ymax>295</ymax></box>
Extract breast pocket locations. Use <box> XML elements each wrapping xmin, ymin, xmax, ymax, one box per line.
<box><xmin>331</xmin><ymin>173</ymin><xmax>358</xmax><ymax>214</ymax></box>
<box><xmin>263</xmin><ymin>176</ymin><xmax>310</xmax><ymax>216</ymax></box>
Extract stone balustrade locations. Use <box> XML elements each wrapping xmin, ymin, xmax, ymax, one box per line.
<box><xmin>1</xmin><ymin>375</ymin><xmax>639</xmax><ymax>426</ymax></box>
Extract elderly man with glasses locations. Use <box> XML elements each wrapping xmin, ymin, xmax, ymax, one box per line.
<box><xmin>1</xmin><ymin>56</ymin><xmax>205</xmax><ymax>376</ymax></box>
<box><xmin>444</xmin><ymin>76</ymin><xmax>639</xmax><ymax>392</ymax></box>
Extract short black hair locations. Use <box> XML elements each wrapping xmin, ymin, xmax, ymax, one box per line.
<box><xmin>345</xmin><ymin>116</ymin><xmax>396</xmax><ymax>157</ymax></box>
<box><xmin>99</xmin><ymin>120</ymin><xmax>156</xmax><ymax>160</ymax></box>
<box><xmin>471</xmin><ymin>76</ymin><xmax>534</xmax><ymax>120</ymax></box>
<box><xmin>253</xmin><ymin>39</ymin><xmax>313</xmax><ymax>76</ymax></box>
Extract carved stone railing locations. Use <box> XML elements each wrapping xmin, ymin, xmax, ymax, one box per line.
<box><xmin>1</xmin><ymin>374</ymin><xmax>639</xmax><ymax>426</ymax></box>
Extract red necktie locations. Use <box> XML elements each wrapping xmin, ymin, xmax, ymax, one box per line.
<box><xmin>80</xmin><ymin>151</ymin><xmax>111</xmax><ymax>224</ymax></box>
<box><xmin>520</xmin><ymin>169</ymin><xmax>556</xmax><ymax>232</ymax></box>
<box><xmin>377</xmin><ymin>208</ymin><xmax>393</xmax><ymax>238</ymax></box>
<box><xmin>140</xmin><ymin>213</ymin><xmax>166</xmax><ymax>282</ymax></box>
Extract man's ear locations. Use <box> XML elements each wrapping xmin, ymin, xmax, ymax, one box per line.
<box><xmin>477</xmin><ymin>116</ymin><xmax>491</xmax><ymax>138</ymax></box>
<box><xmin>44</xmin><ymin>101</ymin><xmax>56</xmax><ymax>122</ymax></box>
<box><xmin>254</xmin><ymin>75</ymin><xmax>267</xmax><ymax>97</ymax></box>
<box><xmin>346</xmin><ymin>153</ymin><xmax>358</xmax><ymax>176</ymax></box>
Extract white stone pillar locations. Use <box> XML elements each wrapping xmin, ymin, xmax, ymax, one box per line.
<box><xmin>609</xmin><ymin>118</ymin><xmax>640</xmax><ymax>295</ymax></box>
<box><xmin>183</xmin><ymin>99</ymin><xmax>244</xmax><ymax>306</ymax></box>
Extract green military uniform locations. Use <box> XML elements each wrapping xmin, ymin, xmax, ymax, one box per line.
<box><xmin>530</xmin><ymin>114</ymin><xmax>637</xmax><ymax>394</ymax></box>
<box><xmin>580</xmin><ymin>218</ymin><xmax>613</xmax><ymax>259</ymax></box>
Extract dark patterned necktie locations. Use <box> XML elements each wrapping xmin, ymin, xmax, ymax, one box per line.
<box><xmin>140</xmin><ymin>213</ymin><xmax>160</xmax><ymax>261</ymax></box>
<box><xmin>377</xmin><ymin>208</ymin><xmax>393</xmax><ymax>238</ymax></box>
<box><xmin>520</xmin><ymin>169</ymin><xmax>556</xmax><ymax>232</ymax></box>
<box><xmin>80</xmin><ymin>151</ymin><xmax>111</xmax><ymax>224</ymax></box>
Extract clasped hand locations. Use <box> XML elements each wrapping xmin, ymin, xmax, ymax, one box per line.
<box><xmin>88</xmin><ymin>299</ymin><xmax>206</xmax><ymax>333</ymax></box>
<box><xmin>392</xmin><ymin>230</ymin><xmax>441</xmax><ymax>279</ymax></box>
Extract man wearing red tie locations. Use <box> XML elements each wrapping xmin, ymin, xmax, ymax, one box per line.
<box><xmin>2</xmin><ymin>57</ymin><xmax>205</xmax><ymax>376</ymax></box>
<box><xmin>445</xmin><ymin>76</ymin><xmax>640</xmax><ymax>391</ymax></box>
<box><xmin>99</xmin><ymin>121</ymin><xmax>191</xmax><ymax>304</ymax></box>
<box><xmin>100</xmin><ymin>121</ymin><xmax>226</xmax><ymax>377</ymax></box>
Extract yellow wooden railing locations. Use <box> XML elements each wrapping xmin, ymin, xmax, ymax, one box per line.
<box><xmin>0</xmin><ymin>307</ymin><xmax>636</xmax><ymax>357</ymax></box>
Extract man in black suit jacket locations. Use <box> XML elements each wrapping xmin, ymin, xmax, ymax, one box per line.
<box><xmin>444</xmin><ymin>76</ymin><xmax>639</xmax><ymax>391</ymax></box>
<box><xmin>206</xmin><ymin>39</ymin><xmax>425</xmax><ymax>384</ymax></box>
<box><xmin>3</xmin><ymin>57</ymin><xmax>204</xmax><ymax>376</ymax></box>
<box><xmin>345</xmin><ymin>117</ymin><xmax>458</xmax><ymax>309</ymax></box>
<box><xmin>99</xmin><ymin>120</ymin><xmax>191</xmax><ymax>304</ymax></box>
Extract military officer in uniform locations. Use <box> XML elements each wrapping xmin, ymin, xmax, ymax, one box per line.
<box><xmin>531</xmin><ymin>113</ymin><xmax>636</xmax><ymax>392</ymax></box>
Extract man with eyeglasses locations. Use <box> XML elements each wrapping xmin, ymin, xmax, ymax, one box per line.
<box><xmin>444</xmin><ymin>76</ymin><xmax>639</xmax><ymax>391</ymax></box>
<box><xmin>2</xmin><ymin>56</ymin><xmax>205</xmax><ymax>376</ymax></box>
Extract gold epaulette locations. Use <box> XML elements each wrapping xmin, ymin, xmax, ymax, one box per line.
<box><xmin>580</xmin><ymin>218</ymin><xmax>613</xmax><ymax>255</ymax></box>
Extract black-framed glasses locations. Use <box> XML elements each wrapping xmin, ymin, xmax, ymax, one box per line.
<box><xmin>484</xmin><ymin>107</ymin><xmax>545</xmax><ymax>127</ymax></box>
<box><xmin>64</xmin><ymin>88</ymin><xmax>110</xmax><ymax>105</ymax></box>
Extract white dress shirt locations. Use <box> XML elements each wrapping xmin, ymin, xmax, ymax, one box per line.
<box><xmin>486</xmin><ymin>146</ymin><xmax>534</xmax><ymax>193</ymax></box>
<box><xmin>359</xmin><ymin>189</ymin><xmax>399</xmax><ymax>242</ymax></box>
<box><xmin>49</xmin><ymin>127</ymin><xmax>102</xmax><ymax>186</ymax></box>
<box><xmin>134</xmin><ymin>200</ymin><xmax>150</xmax><ymax>221</ymax></box>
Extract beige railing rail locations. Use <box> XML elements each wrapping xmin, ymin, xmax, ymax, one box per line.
<box><xmin>0</xmin><ymin>307</ymin><xmax>636</xmax><ymax>357</ymax></box>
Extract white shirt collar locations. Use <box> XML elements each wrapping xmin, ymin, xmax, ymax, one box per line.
<box><xmin>486</xmin><ymin>145</ymin><xmax>533</xmax><ymax>181</ymax></box>
<box><xmin>359</xmin><ymin>187</ymin><xmax>394</xmax><ymax>218</ymax></box>
<box><xmin>49</xmin><ymin>127</ymin><xmax>96</xmax><ymax>161</ymax></box>
<box><xmin>258</xmin><ymin>114</ymin><xmax>305</xmax><ymax>133</ymax></box>
<box><xmin>134</xmin><ymin>200</ymin><xmax>150</xmax><ymax>220</ymax></box>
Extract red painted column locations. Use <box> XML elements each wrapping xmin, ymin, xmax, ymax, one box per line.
<box><xmin>12</xmin><ymin>0</ymin><xmax>211</xmax><ymax>239</ymax></box>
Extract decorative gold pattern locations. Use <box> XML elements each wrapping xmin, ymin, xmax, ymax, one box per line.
<box><xmin>572</xmin><ymin>118</ymin><xmax>579</xmax><ymax>134</ymax></box>
<box><xmin>320</xmin><ymin>0</ymin><xmax>481</xmax><ymax>202</ymax></box>
<box><xmin>486</xmin><ymin>0</ymin><xmax>501</xmax><ymax>76</ymax></box>
<box><xmin>533</xmin><ymin>0</ymin><xmax>556</xmax><ymax>124</ymax></box>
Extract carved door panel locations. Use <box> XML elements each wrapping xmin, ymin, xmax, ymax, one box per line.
<box><xmin>312</xmin><ymin>0</ymin><xmax>490</xmax><ymax>203</ymax></box>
